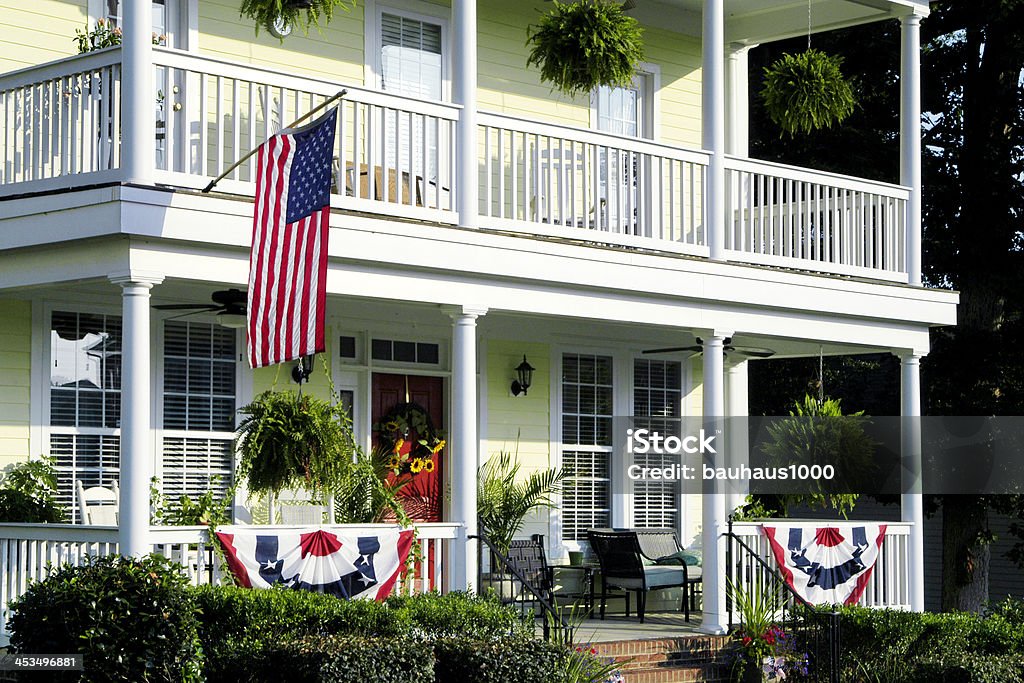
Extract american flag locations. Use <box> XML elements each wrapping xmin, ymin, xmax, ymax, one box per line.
<box><xmin>247</xmin><ymin>107</ymin><xmax>338</xmax><ymax>369</ymax></box>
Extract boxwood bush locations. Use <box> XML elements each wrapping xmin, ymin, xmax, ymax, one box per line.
<box><xmin>193</xmin><ymin>586</ymin><xmax>533</xmax><ymax>680</ymax></box>
<box><xmin>220</xmin><ymin>635</ymin><xmax>435</xmax><ymax>683</ymax></box>
<box><xmin>433</xmin><ymin>638</ymin><xmax>564</xmax><ymax>683</ymax></box>
<box><xmin>8</xmin><ymin>554</ymin><xmax>204</xmax><ymax>683</ymax></box>
<box><xmin>839</xmin><ymin>604</ymin><xmax>1024</xmax><ymax>682</ymax></box>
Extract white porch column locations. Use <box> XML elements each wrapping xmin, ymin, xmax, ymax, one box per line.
<box><xmin>701</xmin><ymin>334</ymin><xmax>727</xmax><ymax>634</ymax></box>
<box><xmin>725</xmin><ymin>360</ymin><xmax>749</xmax><ymax>516</ymax></box>
<box><xmin>122</xmin><ymin>0</ymin><xmax>154</xmax><ymax>184</ymax></box>
<box><xmin>900</xmin><ymin>13</ymin><xmax>923</xmax><ymax>286</ymax></box>
<box><xmin>725</xmin><ymin>44</ymin><xmax>750</xmax><ymax>157</ymax></box>
<box><xmin>453</xmin><ymin>0</ymin><xmax>478</xmax><ymax>229</ymax></box>
<box><xmin>447</xmin><ymin>305</ymin><xmax>486</xmax><ymax>591</ymax></box>
<box><xmin>110</xmin><ymin>271</ymin><xmax>163</xmax><ymax>557</ymax></box>
<box><xmin>702</xmin><ymin>0</ymin><xmax>726</xmax><ymax>260</ymax></box>
<box><xmin>900</xmin><ymin>352</ymin><xmax>925</xmax><ymax>611</ymax></box>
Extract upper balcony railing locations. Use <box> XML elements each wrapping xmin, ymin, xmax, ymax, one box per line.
<box><xmin>0</xmin><ymin>47</ymin><xmax>910</xmax><ymax>283</ymax></box>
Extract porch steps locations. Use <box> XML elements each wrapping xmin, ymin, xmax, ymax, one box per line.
<box><xmin>596</xmin><ymin>635</ymin><xmax>733</xmax><ymax>683</ymax></box>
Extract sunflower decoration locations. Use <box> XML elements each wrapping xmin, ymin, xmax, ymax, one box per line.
<box><xmin>374</xmin><ymin>402</ymin><xmax>444</xmax><ymax>478</ymax></box>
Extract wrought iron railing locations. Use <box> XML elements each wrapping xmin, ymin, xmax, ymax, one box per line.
<box><xmin>472</xmin><ymin>532</ymin><xmax>569</xmax><ymax>642</ymax></box>
<box><xmin>726</xmin><ymin>518</ymin><xmax>841</xmax><ymax>683</ymax></box>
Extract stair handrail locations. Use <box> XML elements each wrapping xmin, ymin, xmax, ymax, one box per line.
<box><xmin>470</xmin><ymin>531</ymin><xmax>570</xmax><ymax>641</ymax></box>
<box><xmin>726</xmin><ymin>516</ymin><xmax>841</xmax><ymax>683</ymax></box>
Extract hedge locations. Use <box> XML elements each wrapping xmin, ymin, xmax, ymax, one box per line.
<box><xmin>838</xmin><ymin>603</ymin><xmax>1024</xmax><ymax>683</ymax></box>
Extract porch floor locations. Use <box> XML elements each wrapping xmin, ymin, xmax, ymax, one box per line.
<box><xmin>539</xmin><ymin>610</ymin><xmax>707</xmax><ymax>642</ymax></box>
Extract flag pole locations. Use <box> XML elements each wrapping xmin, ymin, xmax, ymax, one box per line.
<box><xmin>201</xmin><ymin>89</ymin><xmax>347</xmax><ymax>194</ymax></box>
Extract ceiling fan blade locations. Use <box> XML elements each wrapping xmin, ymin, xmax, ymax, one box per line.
<box><xmin>162</xmin><ymin>309</ymin><xmax>219</xmax><ymax>322</ymax></box>
<box><xmin>733</xmin><ymin>347</ymin><xmax>776</xmax><ymax>359</ymax></box>
<box><xmin>153</xmin><ymin>303</ymin><xmax>220</xmax><ymax>311</ymax></box>
<box><xmin>641</xmin><ymin>346</ymin><xmax>701</xmax><ymax>355</ymax></box>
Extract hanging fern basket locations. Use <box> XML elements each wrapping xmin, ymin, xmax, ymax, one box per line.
<box><xmin>239</xmin><ymin>0</ymin><xmax>355</xmax><ymax>38</ymax></box>
<box><xmin>526</xmin><ymin>0</ymin><xmax>644</xmax><ymax>98</ymax></box>
<box><xmin>761</xmin><ymin>48</ymin><xmax>856</xmax><ymax>136</ymax></box>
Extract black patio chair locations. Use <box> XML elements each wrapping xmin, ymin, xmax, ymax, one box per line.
<box><xmin>587</xmin><ymin>529</ymin><xmax>689</xmax><ymax>623</ymax></box>
<box><xmin>632</xmin><ymin>527</ymin><xmax>702</xmax><ymax>616</ymax></box>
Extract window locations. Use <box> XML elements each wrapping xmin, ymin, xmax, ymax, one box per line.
<box><xmin>49</xmin><ymin>311</ymin><xmax>122</xmax><ymax>523</ymax></box>
<box><xmin>632</xmin><ymin>358</ymin><xmax>682</xmax><ymax>529</ymax></box>
<box><xmin>160</xmin><ymin>321</ymin><xmax>236</xmax><ymax>505</ymax></box>
<box><xmin>380</xmin><ymin>13</ymin><xmax>442</xmax><ymax>100</ymax></box>
<box><xmin>378</xmin><ymin>9</ymin><xmax>444</xmax><ymax>184</ymax></box>
<box><xmin>371</xmin><ymin>338</ymin><xmax>440</xmax><ymax>365</ymax></box>
<box><xmin>561</xmin><ymin>353</ymin><xmax>614</xmax><ymax>541</ymax></box>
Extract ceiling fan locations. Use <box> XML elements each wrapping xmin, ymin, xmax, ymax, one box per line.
<box><xmin>642</xmin><ymin>337</ymin><xmax>775</xmax><ymax>359</ymax></box>
<box><xmin>153</xmin><ymin>288</ymin><xmax>247</xmax><ymax>328</ymax></box>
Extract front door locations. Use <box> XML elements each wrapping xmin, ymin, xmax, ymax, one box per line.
<box><xmin>371</xmin><ymin>373</ymin><xmax>445</xmax><ymax>523</ymax></box>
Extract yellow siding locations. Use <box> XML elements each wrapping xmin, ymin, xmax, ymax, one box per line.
<box><xmin>485</xmin><ymin>340</ymin><xmax>551</xmax><ymax>539</ymax></box>
<box><xmin>198</xmin><ymin>0</ymin><xmax>364</xmax><ymax>84</ymax></box>
<box><xmin>0</xmin><ymin>300</ymin><xmax>32</xmax><ymax>467</ymax></box>
<box><xmin>0</xmin><ymin>0</ymin><xmax>87</xmax><ymax>73</ymax></box>
<box><xmin>250</xmin><ymin>328</ymin><xmax>335</xmax><ymax>404</ymax></box>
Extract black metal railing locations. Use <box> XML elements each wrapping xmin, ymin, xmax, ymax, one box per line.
<box><xmin>726</xmin><ymin>518</ymin><xmax>841</xmax><ymax>683</ymax></box>
<box><xmin>472</xmin><ymin>532</ymin><xmax>569</xmax><ymax>641</ymax></box>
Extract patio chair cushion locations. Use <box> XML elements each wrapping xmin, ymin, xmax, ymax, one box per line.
<box><xmin>654</xmin><ymin>550</ymin><xmax>701</xmax><ymax>566</ymax></box>
<box><xmin>613</xmin><ymin>566</ymin><xmax>686</xmax><ymax>590</ymax></box>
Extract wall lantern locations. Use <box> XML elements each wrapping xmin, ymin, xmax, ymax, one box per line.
<box><xmin>511</xmin><ymin>355</ymin><xmax>535</xmax><ymax>396</ymax></box>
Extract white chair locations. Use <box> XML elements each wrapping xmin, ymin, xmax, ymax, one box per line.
<box><xmin>278</xmin><ymin>504</ymin><xmax>327</xmax><ymax>526</ymax></box>
<box><xmin>76</xmin><ymin>481</ymin><xmax>119</xmax><ymax>525</ymax></box>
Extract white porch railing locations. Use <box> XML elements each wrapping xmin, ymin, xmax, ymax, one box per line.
<box><xmin>0</xmin><ymin>48</ymin><xmax>916</xmax><ymax>282</ymax></box>
<box><xmin>724</xmin><ymin>156</ymin><xmax>910</xmax><ymax>281</ymax></box>
<box><xmin>150</xmin><ymin>48</ymin><xmax>459</xmax><ymax>224</ymax></box>
<box><xmin>0</xmin><ymin>521</ymin><xmax>459</xmax><ymax>642</ymax></box>
<box><xmin>728</xmin><ymin>521</ymin><xmax>912</xmax><ymax>622</ymax></box>
<box><xmin>0</xmin><ymin>47</ymin><xmax>123</xmax><ymax>193</ymax></box>
<box><xmin>478</xmin><ymin>112</ymin><xmax>710</xmax><ymax>255</ymax></box>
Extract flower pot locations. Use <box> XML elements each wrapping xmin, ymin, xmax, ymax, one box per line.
<box><xmin>568</xmin><ymin>550</ymin><xmax>585</xmax><ymax>565</ymax></box>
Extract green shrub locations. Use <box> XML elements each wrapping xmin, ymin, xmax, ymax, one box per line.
<box><xmin>761</xmin><ymin>49</ymin><xmax>855</xmax><ymax>136</ymax></box>
<box><xmin>220</xmin><ymin>635</ymin><xmax>435</xmax><ymax>683</ymax></box>
<box><xmin>0</xmin><ymin>489</ymin><xmax>64</xmax><ymax>523</ymax></box>
<box><xmin>9</xmin><ymin>554</ymin><xmax>203</xmax><ymax>683</ymax></box>
<box><xmin>909</xmin><ymin>653</ymin><xmax>1024</xmax><ymax>683</ymax></box>
<box><xmin>385</xmin><ymin>591</ymin><xmax>533</xmax><ymax>640</ymax></box>
<box><xmin>838</xmin><ymin>606</ymin><xmax>1024</xmax><ymax>683</ymax></box>
<box><xmin>0</xmin><ymin>458</ymin><xmax>64</xmax><ymax>523</ymax></box>
<box><xmin>433</xmin><ymin>638</ymin><xmax>565</xmax><ymax>683</ymax></box>
<box><xmin>193</xmin><ymin>586</ymin><xmax>532</xmax><ymax>679</ymax></box>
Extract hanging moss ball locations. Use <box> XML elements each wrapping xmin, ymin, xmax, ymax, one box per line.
<box><xmin>761</xmin><ymin>48</ymin><xmax>856</xmax><ymax>136</ymax></box>
<box><xmin>526</xmin><ymin>0</ymin><xmax>645</xmax><ymax>98</ymax></box>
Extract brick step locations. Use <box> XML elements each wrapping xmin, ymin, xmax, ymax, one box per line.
<box><xmin>621</xmin><ymin>666</ymin><xmax>711</xmax><ymax>683</ymax></box>
<box><xmin>593</xmin><ymin>635</ymin><xmax>733</xmax><ymax>683</ymax></box>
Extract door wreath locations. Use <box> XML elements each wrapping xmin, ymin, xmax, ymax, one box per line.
<box><xmin>374</xmin><ymin>402</ymin><xmax>445</xmax><ymax>477</ymax></box>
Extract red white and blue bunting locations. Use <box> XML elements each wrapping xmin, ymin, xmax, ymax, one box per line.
<box><xmin>215</xmin><ymin>526</ymin><xmax>414</xmax><ymax>600</ymax></box>
<box><xmin>762</xmin><ymin>523</ymin><xmax>886</xmax><ymax>606</ymax></box>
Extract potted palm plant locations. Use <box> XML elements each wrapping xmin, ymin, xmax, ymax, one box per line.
<box><xmin>478</xmin><ymin>448</ymin><xmax>566</xmax><ymax>600</ymax></box>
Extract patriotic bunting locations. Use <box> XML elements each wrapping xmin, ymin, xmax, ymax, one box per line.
<box><xmin>215</xmin><ymin>526</ymin><xmax>414</xmax><ymax>600</ymax></box>
<box><xmin>762</xmin><ymin>523</ymin><xmax>886</xmax><ymax>606</ymax></box>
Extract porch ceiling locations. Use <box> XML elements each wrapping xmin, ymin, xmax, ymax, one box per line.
<box><xmin>632</xmin><ymin>0</ymin><xmax>927</xmax><ymax>44</ymax></box>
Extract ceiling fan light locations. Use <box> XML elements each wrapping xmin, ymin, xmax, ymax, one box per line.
<box><xmin>217</xmin><ymin>311</ymin><xmax>247</xmax><ymax>329</ymax></box>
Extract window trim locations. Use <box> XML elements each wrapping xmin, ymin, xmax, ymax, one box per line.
<box><xmin>153</xmin><ymin>316</ymin><xmax>241</xmax><ymax>506</ymax></box>
<box><xmin>363</xmin><ymin>0</ymin><xmax>452</xmax><ymax>101</ymax></box>
<box><xmin>589</xmin><ymin>63</ymin><xmax>661</xmax><ymax>141</ymax></box>
<box><xmin>41</xmin><ymin>303</ymin><xmax>127</xmax><ymax>523</ymax></box>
